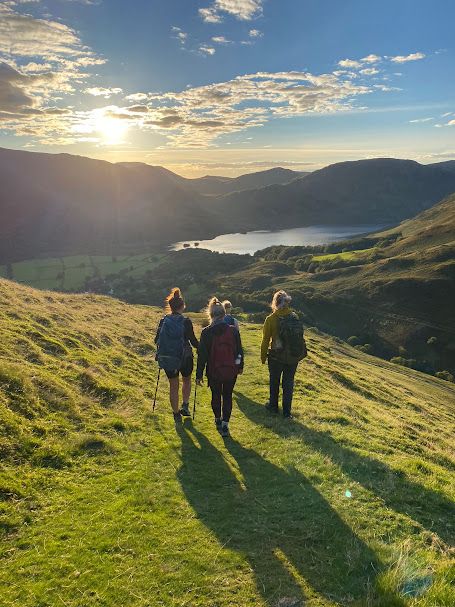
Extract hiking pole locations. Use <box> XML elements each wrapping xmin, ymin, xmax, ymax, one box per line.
<box><xmin>192</xmin><ymin>380</ymin><xmax>198</xmax><ymax>420</ymax></box>
<box><xmin>152</xmin><ymin>368</ymin><xmax>161</xmax><ymax>412</ymax></box>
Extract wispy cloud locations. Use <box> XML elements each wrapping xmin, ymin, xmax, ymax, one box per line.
<box><xmin>409</xmin><ymin>117</ymin><xmax>434</xmax><ymax>123</ymax></box>
<box><xmin>338</xmin><ymin>59</ymin><xmax>362</xmax><ymax>68</ymax></box>
<box><xmin>390</xmin><ymin>52</ymin><xmax>425</xmax><ymax>63</ymax></box>
<box><xmin>249</xmin><ymin>28</ymin><xmax>263</xmax><ymax>38</ymax></box>
<box><xmin>85</xmin><ymin>86</ymin><xmax>123</xmax><ymax>98</ymax></box>
<box><xmin>199</xmin><ymin>45</ymin><xmax>216</xmax><ymax>55</ymax></box>
<box><xmin>361</xmin><ymin>54</ymin><xmax>382</xmax><ymax>63</ymax></box>
<box><xmin>211</xmin><ymin>36</ymin><xmax>231</xmax><ymax>44</ymax></box>
<box><xmin>199</xmin><ymin>0</ymin><xmax>263</xmax><ymax>23</ymax></box>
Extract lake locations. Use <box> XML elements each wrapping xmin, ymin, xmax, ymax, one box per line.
<box><xmin>172</xmin><ymin>224</ymin><xmax>385</xmax><ymax>255</ymax></box>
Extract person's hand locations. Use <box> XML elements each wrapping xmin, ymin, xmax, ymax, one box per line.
<box><xmin>196</xmin><ymin>378</ymin><xmax>203</xmax><ymax>386</ymax></box>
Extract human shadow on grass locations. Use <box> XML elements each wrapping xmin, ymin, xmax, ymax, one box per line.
<box><xmin>177</xmin><ymin>423</ymin><xmax>401</xmax><ymax>606</ymax></box>
<box><xmin>235</xmin><ymin>392</ymin><xmax>455</xmax><ymax>548</ymax></box>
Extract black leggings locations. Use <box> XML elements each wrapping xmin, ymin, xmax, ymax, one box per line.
<box><xmin>209</xmin><ymin>378</ymin><xmax>237</xmax><ymax>422</ymax></box>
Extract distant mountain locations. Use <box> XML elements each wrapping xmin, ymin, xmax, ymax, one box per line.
<box><xmin>214</xmin><ymin>158</ymin><xmax>455</xmax><ymax>232</ymax></box>
<box><xmin>2</xmin><ymin>147</ymin><xmax>455</xmax><ymax>263</ymax></box>
<box><xmin>185</xmin><ymin>167</ymin><xmax>307</xmax><ymax>195</ymax></box>
<box><xmin>0</xmin><ymin>148</ymin><xmax>218</xmax><ymax>262</ymax></box>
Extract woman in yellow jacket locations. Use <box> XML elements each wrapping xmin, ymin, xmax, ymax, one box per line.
<box><xmin>261</xmin><ymin>290</ymin><xmax>297</xmax><ymax>418</ymax></box>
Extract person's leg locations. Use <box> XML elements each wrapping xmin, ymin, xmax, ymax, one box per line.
<box><xmin>268</xmin><ymin>357</ymin><xmax>282</xmax><ymax>411</ymax></box>
<box><xmin>282</xmin><ymin>363</ymin><xmax>298</xmax><ymax>417</ymax></box>
<box><xmin>220</xmin><ymin>378</ymin><xmax>236</xmax><ymax>436</ymax></box>
<box><xmin>210</xmin><ymin>380</ymin><xmax>222</xmax><ymax>426</ymax></box>
<box><xmin>180</xmin><ymin>356</ymin><xmax>193</xmax><ymax>415</ymax></box>
<box><xmin>181</xmin><ymin>375</ymin><xmax>191</xmax><ymax>415</ymax></box>
<box><xmin>168</xmin><ymin>376</ymin><xmax>180</xmax><ymax>415</ymax></box>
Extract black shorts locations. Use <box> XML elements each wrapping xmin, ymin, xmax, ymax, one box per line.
<box><xmin>164</xmin><ymin>356</ymin><xmax>194</xmax><ymax>380</ymax></box>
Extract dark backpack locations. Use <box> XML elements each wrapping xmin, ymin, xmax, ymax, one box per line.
<box><xmin>156</xmin><ymin>314</ymin><xmax>185</xmax><ymax>371</ymax></box>
<box><xmin>277</xmin><ymin>312</ymin><xmax>307</xmax><ymax>364</ymax></box>
<box><xmin>209</xmin><ymin>325</ymin><xmax>238</xmax><ymax>382</ymax></box>
<box><xmin>224</xmin><ymin>314</ymin><xmax>236</xmax><ymax>327</ymax></box>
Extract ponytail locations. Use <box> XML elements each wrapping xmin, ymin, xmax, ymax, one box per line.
<box><xmin>165</xmin><ymin>287</ymin><xmax>185</xmax><ymax>313</ymax></box>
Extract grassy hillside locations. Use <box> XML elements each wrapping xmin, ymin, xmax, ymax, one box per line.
<box><xmin>1</xmin><ymin>278</ymin><xmax>454</xmax><ymax>606</ymax></box>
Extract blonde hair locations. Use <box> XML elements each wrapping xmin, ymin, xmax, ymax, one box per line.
<box><xmin>222</xmin><ymin>300</ymin><xmax>232</xmax><ymax>312</ymax></box>
<box><xmin>206</xmin><ymin>297</ymin><xmax>225</xmax><ymax>321</ymax></box>
<box><xmin>165</xmin><ymin>287</ymin><xmax>185</xmax><ymax>313</ymax></box>
<box><xmin>271</xmin><ymin>290</ymin><xmax>291</xmax><ymax>312</ymax></box>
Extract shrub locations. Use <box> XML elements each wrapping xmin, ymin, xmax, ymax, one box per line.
<box><xmin>347</xmin><ymin>336</ymin><xmax>360</xmax><ymax>346</ymax></box>
<box><xmin>427</xmin><ymin>336</ymin><xmax>438</xmax><ymax>345</ymax></box>
<box><xmin>435</xmin><ymin>370</ymin><xmax>454</xmax><ymax>382</ymax></box>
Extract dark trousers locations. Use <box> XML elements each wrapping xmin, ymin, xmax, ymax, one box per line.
<box><xmin>268</xmin><ymin>357</ymin><xmax>297</xmax><ymax>415</ymax></box>
<box><xmin>209</xmin><ymin>378</ymin><xmax>237</xmax><ymax>422</ymax></box>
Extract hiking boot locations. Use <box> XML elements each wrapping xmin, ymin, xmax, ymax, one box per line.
<box><xmin>180</xmin><ymin>403</ymin><xmax>191</xmax><ymax>417</ymax></box>
<box><xmin>221</xmin><ymin>422</ymin><xmax>230</xmax><ymax>438</ymax></box>
<box><xmin>173</xmin><ymin>411</ymin><xmax>182</xmax><ymax>424</ymax></box>
<box><xmin>215</xmin><ymin>418</ymin><xmax>222</xmax><ymax>432</ymax></box>
<box><xmin>283</xmin><ymin>412</ymin><xmax>294</xmax><ymax>420</ymax></box>
<box><xmin>265</xmin><ymin>402</ymin><xmax>278</xmax><ymax>413</ymax></box>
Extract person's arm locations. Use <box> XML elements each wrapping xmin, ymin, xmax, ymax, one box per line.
<box><xmin>185</xmin><ymin>318</ymin><xmax>199</xmax><ymax>349</ymax></box>
<box><xmin>196</xmin><ymin>329</ymin><xmax>210</xmax><ymax>380</ymax></box>
<box><xmin>154</xmin><ymin>318</ymin><xmax>164</xmax><ymax>344</ymax></box>
<box><xmin>260</xmin><ymin>316</ymin><xmax>272</xmax><ymax>364</ymax></box>
<box><xmin>234</xmin><ymin>317</ymin><xmax>240</xmax><ymax>331</ymax></box>
<box><xmin>235</xmin><ymin>328</ymin><xmax>244</xmax><ymax>372</ymax></box>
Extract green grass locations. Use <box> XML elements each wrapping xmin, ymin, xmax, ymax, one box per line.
<box><xmin>0</xmin><ymin>278</ymin><xmax>454</xmax><ymax>606</ymax></box>
<box><xmin>1</xmin><ymin>254</ymin><xmax>166</xmax><ymax>292</ymax></box>
<box><xmin>312</xmin><ymin>248</ymin><xmax>376</xmax><ymax>262</ymax></box>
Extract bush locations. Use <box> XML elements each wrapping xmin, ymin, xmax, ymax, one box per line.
<box><xmin>427</xmin><ymin>336</ymin><xmax>438</xmax><ymax>345</ymax></box>
<box><xmin>347</xmin><ymin>336</ymin><xmax>360</xmax><ymax>346</ymax></box>
<box><xmin>435</xmin><ymin>370</ymin><xmax>454</xmax><ymax>382</ymax></box>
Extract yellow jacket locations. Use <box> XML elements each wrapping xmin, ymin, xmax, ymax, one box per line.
<box><xmin>261</xmin><ymin>307</ymin><xmax>293</xmax><ymax>363</ymax></box>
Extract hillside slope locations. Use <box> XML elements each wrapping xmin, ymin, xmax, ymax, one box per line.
<box><xmin>216</xmin><ymin>158</ymin><xmax>455</xmax><ymax>232</ymax></box>
<box><xmin>2</xmin><ymin>148</ymin><xmax>455</xmax><ymax>263</ymax></box>
<box><xmin>0</xmin><ymin>278</ymin><xmax>454</xmax><ymax>606</ymax></box>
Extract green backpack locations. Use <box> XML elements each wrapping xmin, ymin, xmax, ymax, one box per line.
<box><xmin>277</xmin><ymin>312</ymin><xmax>307</xmax><ymax>364</ymax></box>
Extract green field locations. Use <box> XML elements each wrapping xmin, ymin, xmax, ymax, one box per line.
<box><xmin>0</xmin><ymin>254</ymin><xmax>166</xmax><ymax>292</ymax></box>
<box><xmin>0</xmin><ymin>277</ymin><xmax>454</xmax><ymax>606</ymax></box>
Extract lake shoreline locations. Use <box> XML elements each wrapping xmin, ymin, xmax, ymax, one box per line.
<box><xmin>171</xmin><ymin>224</ymin><xmax>386</xmax><ymax>256</ymax></box>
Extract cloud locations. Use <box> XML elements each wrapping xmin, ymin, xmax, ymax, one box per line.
<box><xmin>125</xmin><ymin>92</ymin><xmax>148</xmax><ymax>102</ymax></box>
<box><xmin>249</xmin><ymin>28</ymin><xmax>263</xmax><ymax>38</ymax></box>
<box><xmin>199</xmin><ymin>45</ymin><xmax>216</xmax><ymax>55</ymax></box>
<box><xmin>390</xmin><ymin>52</ymin><xmax>425</xmax><ymax>63</ymax></box>
<box><xmin>171</xmin><ymin>26</ymin><xmax>188</xmax><ymax>46</ymax></box>
<box><xmin>139</xmin><ymin>69</ymin><xmax>377</xmax><ymax>147</ymax></box>
<box><xmin>0</xmin><ymin>3</ymin><xmax>104</xmax><ymax>142</ymax></box>
<box><xmin>359</xmin><ymin>68</ymin><xmax>379</xmax><ymax>75</ymax></box>
<box><xmin>199</xmin><ymin>0</ymin><xmax>263</xmax><ymax>23</ymax></box>
<box><xmin>85</xmin><ymin>86</ymin><xmax>123</xmax><ymax>98</ymax></box>
<box><xmin>211</xmin><ymin>36</ymin><xmax>231</xmax><ymax>44</ymax></box>
<box><xmin>409</xmin><ymin>117</ymin><xmax>434</xmax><ymax>123</ymax></box>
<box><xmin>361</xmin><ymin>54</ymin><xmax>381</xmax><ymax>63</ymax></box>
<box><xmin>338</xmin><ymin>59</ymin><xmax>362</xmax><ymax>68</ymax></box>
<box><xmin>447</xmin><ymin>120</ymin><xmax>455</xmax><ymax>126</ymax></box>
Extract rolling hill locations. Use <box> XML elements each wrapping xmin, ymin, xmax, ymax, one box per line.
<box><xmin>0</xmin><ymin>276</ymin><xmax>454</xmax><ymax>606</ymax></box>
<box><xmin>2</xmin><ymin>147</ymin><xmax>455</xmax><ymax>264</ymax></box>
<box><xmin>214</xmin><ymin>158</ymin><xmax>455</xmax><ymax>232</ymax></box>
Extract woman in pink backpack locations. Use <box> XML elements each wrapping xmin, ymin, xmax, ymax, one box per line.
<box><xmin>196</xmin><ymin>298</ymin><xmax>244</xmax><ymax>437</ymax></box>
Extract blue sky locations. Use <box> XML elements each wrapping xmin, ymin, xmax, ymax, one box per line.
<box><xmin>0</xmin><ymin>0</ymin><xmax>454</xmax><ymax>175</ymax></box>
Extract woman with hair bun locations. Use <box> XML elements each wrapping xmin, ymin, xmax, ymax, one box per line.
<box><xmin>261</xmin><ymin>290</ymin><xmax>306</xmax><ymax>419</ymax></box>
<box><xmin>196</xmin><ymin>297</ymin><xmax>244</xmax><ymax>437</ymax></box>
<box><xmin>155</xmin><ymin>288</ymin><xmax>199</xmax><ymax>423</ymax></box>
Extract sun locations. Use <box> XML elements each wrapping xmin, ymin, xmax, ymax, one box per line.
<box><xmin>94</xmin><ymin>114</ymin><xmax>129</xmax><ymax>145</ymax></box>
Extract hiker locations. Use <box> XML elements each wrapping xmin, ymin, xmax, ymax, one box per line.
<box><xmin>222</xmin><ymin>300</ymin><xmax>239</xmax><ymax>330</ymax></box>
<box><xmin>155</xmin><ymin>288</ymin><xmax>199</xmax><ymax>423</ymax></box>
<box><xmin>196</xmin><ymin>297</ymin><xmax>244</xmax><ymax>437</ymax></box>
<box><xmin>260</xmin><ymin>290</ymin><xmax>307</xmax><ymax>418</ymax></box>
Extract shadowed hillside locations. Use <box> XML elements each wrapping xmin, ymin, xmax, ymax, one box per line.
<box><xmin>0</xmin><ymin>277</ymin><xmax>454</xmax><ymax>606</ymax></box>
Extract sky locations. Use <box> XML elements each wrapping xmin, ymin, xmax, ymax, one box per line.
<box><xmin>0</xmin><ymin>0</ymin><xmax>454</xmax><ymax>176</ymax></box>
